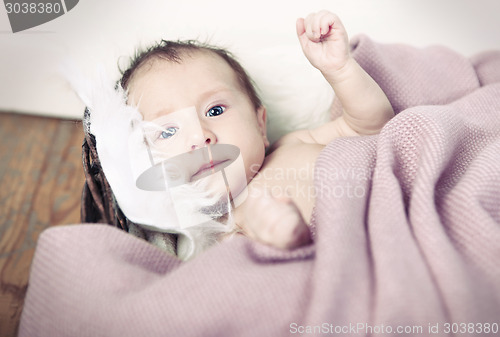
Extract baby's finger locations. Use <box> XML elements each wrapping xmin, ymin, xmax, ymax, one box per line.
<box><xmin>311</xmin><ymin>13</ymin><xmax>321</xmax><ymax>42</ymax></box>
<box><xmin>304</xmin><ymin>12</ymin><xmax>320</xmax><ymax>42</ymax></box>
<box><xmin>296</xmin><ymin>17</ymin><xmax>309</xmax><ymax>47</ymax></box>
<box><xmin>324</xmin><ymin>11</ymin><xmax>348</xmax><ymax>40</ymax></box>
<box><xmin>318</xmin><ymin>11</ymin><xmax>335</xmax><ymax>38</ymax></box>
<box><xmin>311</xmin><ymin>12</ymin><xmax>326</xmax><ymax>39</ymax></box>
<box><xmin>296</xmin><ymin>17</ymin><xmax>306</xmax><ymax>36</ymax></box>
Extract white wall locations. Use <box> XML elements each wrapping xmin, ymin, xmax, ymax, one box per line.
<box><xmin>1</xmin><ymin>0</ymin><xmax>499</xmax><ymax>119</ymax></box>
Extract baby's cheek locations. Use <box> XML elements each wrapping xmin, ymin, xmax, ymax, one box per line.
<box><xmin>244</xmin><ymin>150</ymin><xmax>266</xmax><ymax>181</ymax></box>
<box><xmin>246</xmin><ymin>162</ymin><xmax>262</xmax><ymax>183</ymax></box>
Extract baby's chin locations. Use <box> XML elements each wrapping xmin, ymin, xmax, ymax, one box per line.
<box><xmin>193</xmin><ymin>164</ymin><xmax>248</xmax><ymax>200</ymax></box>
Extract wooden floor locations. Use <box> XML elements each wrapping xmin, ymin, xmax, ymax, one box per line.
<box><xmin>0</xmin><ymin>112</ymin><xmax>84</xmax><ymax>336</ymax></box>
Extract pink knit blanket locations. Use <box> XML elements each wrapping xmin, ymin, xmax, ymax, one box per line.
<box><xmin>20</xmin><ymin>35</ymin><xmax>500</xmax><ymax>336</ymax></box>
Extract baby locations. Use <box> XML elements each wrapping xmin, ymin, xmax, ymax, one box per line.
<box><xmin>122</xmin><ymin>10</ymin><xmax>394</xmax><ymax>250</ymax></box>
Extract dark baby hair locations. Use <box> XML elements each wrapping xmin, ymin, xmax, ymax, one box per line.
<box><xmin>119</xmin><ymin>40</ymin><xmax>262</xmax><ymax>110</ymax></box>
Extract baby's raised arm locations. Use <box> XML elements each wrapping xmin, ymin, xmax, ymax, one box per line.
<box><xmin>295</xmin><ymin>10</ymin><xmax>394</xmax><ymax>143</ymax></box>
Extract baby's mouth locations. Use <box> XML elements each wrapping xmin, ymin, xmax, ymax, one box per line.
<box><xmin>191</xmin><ymin>160</ymin><xmax>228</xmax><ymax>180</ymax></box>
<box><xmin>136</xmin><ymin>144</ymin><xmax>241</xmax><ymax>191</ymax></box>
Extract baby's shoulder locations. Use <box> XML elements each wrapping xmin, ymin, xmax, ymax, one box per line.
<box><xmin>269</xmin><ymin>129</ymin><xmax>317</xmax><ymax>153</ymax></box>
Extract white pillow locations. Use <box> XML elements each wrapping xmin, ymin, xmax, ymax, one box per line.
<box><xmin>238</xmin><ymin>45</ymin><xmax>334</xmax><ymax>144</ymax></box>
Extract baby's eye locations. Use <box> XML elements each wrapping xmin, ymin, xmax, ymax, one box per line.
<box><xmin>206</xmin><ymin>105</ymin><xmax>226</xmax><ymax>117</ymax></box>
<box><xmin>159</xmin><ymin>127</ymin><xmax>178</xmax><ymax>139</ymax></box>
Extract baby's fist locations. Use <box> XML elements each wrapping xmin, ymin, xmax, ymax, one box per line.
<box><xmin>296</xmin><ymin>10</ymin><xmax>350</xmax><ymax>74</ymax></box>
<box><xmin>241</xmin><ymin>186</ymin><xmax>311</xmax><ymax>250</ymax></box>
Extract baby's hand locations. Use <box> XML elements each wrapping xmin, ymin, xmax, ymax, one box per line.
<box><xmin>296</xmin><ymin>10</ymin><xmax>350</xmax><ymax>75</ymax></box>
<box><xmin>240</xmin><ymin>186</ymin><xmax>311</xmax><ymax>250</ymax></box>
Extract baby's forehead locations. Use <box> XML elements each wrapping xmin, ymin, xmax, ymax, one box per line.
<box><xmin>127</xmin><ymin>50</ymin><xmax>247</xmax><ymax>97</ymax></box>
<box><xmin>144</xmin><ymin>50</ymin><xmax>231</xmax><ymax>76</ymax></box>
<box><xmin>129</xmin><ymin>50</ymin><xmax>239</xmax><ymax>91</ymax></box>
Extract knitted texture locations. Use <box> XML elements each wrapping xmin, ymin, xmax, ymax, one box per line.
<box><xmin>20</xmin><ymin>35</ymin><xmax>500</xmax><ymax>336</ymax></box>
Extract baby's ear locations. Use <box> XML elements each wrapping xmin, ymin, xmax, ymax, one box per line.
<box><xmin>256</xmin><ymin>106</ymin><xmax>270</xmax><ymax>147</ymax></box>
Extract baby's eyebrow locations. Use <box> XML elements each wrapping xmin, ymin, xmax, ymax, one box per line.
<box><xmin>198</xmin><ymin>87</ymin><xmax>234</xmax><ymax>102</ymax></box>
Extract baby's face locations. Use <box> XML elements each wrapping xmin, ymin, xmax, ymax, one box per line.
<box><xmin>127</xmin><ymin>51</ymin><xmax>268</xmax><ymax>191</ymax></box>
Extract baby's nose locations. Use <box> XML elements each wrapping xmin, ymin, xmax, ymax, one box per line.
<box><xmin>190</xmin><ymin>130</ymin><xmax>216</xmax><ymax>151</ymax></box>
<box><xmin>191</xmin><ymin>138</ymin><xmax>211</xmax><ymax>151</ymax></box>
